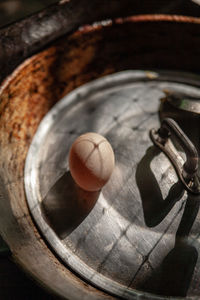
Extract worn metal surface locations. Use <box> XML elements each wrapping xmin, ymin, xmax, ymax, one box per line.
<box><xmin>2</xmin><ymin>3</ymin><xmax>200</xmax><ymax>83</ymax></box>
<box><xmin>2</xmin><ymin>0</ymin><xmax>200</xmax><ymax>29</ymax></box>
<box><xmin>1</xmin><ymin>17</ymin><xmax>200</xmax><ymax>299</ymax></box>
<box><xmin>162</xmin><ymin>90</ymin><xmax>200</xmax><ymax>114</ymax></box>
<box><xmin>25</xmin><ymin>70</ymin><xmax>200</xmax><ymax>299</ymax></box>
<box><xmin>0</xmin><ymin>0</ymin><xmax>149</xmax><ymax>83</ymax></box>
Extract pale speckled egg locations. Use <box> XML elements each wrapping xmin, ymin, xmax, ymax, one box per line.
<box><xmin>69</xmin><ymin>132</ymin><xmax>115</xmax><ymax>191</ymax></box>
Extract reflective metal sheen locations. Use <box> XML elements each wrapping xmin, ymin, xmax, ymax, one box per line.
<box><xmin>162</xmin><ymin>89</ymin><xmax>200</xmax><ymax>114</ymax></box>
<box><xmin>25</xmin><ymin>71</ymin><xmax>200</xmax><ymax>299</ymax></box>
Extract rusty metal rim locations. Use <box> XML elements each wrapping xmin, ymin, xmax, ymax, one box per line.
<box><xmin>1</xmin><ymin>13</ymin><xmax>200</xmax><ymax>93</ymax></box>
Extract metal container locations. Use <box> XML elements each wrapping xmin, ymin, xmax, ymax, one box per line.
<box><xmin>1</xmin><ymin>1</ymin><xmax>200</xmax><ymax>299</ymax></box>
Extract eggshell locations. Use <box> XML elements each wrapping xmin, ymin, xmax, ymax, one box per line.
<box><xmin>69</xmin><ymin>132</ymin><xmax>115</xmax><ymax>191</ymax></box>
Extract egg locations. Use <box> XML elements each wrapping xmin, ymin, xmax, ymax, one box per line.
<box><xmin>69</xmin><ymin>132</ymin><xmax>115</xmax><ymax>191</ymax></box>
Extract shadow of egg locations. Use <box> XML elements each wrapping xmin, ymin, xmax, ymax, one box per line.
<box><xmin>41</xmin><ymin>171</ymin><xmax>100</xmax><ymax>239</ymax></box>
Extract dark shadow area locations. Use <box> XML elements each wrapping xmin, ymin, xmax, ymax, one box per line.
<box><xmin>0</xmin><ymin>257</ymin><xmax>56</xmax><ymax>300</ymax></box>
<box><xmin>0</xmin><ymin>180</ymin><xmax>57</xmax><ymax>299</ymax></box>
<box><xmin>0</xmin><ymin>0</ymin><xmax>57</xmax><ymax>28</ymax></box>
<box><xmin>2</xmin><ymin>0</ymin><xmax>200</xmax><ymax>29</ymax></box>
<box><xmin>136</xmin><ymin>146</ymin><xmax>184</xmax><ymax>227</ymax></box>
<box><xmin>141</xmin><ymin>193</ymin><xmax>199</xmax><ymax>297</ymax></box>
<box><xmin>41</xmin><ymin>171</ymin><xmax>100</xmax><ymax>239</ymax></box>
<box><xmin>135</xmin><ymin>144</ymin><xmax>199</xmax><ymax>296</ymax></box>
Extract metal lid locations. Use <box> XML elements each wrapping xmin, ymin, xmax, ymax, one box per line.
<box><xmin>25</xmin><ymin>70</ymin><xmax>200</xmax><ymax>299</ymax></box>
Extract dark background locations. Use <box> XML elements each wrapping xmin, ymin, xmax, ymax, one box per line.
<box><xmin>0</xmin><ymin>0</ymin><xmax>57</xmax><ymax>27</ymax></box>
<box><xmin>1</xmin><ymin>0</ymin><xmax>200</xmax><ymax>28</ymax></box>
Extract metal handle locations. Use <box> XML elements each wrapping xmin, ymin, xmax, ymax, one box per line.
<box><xmin>150</xmin><ymin>118</ymin><xmax>200</xmax><ymax>194</ymax></box>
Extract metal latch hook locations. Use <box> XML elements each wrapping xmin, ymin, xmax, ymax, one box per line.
<box><xmin>150</xmin><ymin>118</ymin><xmax>200</xmax><ymax>194</ymax></box>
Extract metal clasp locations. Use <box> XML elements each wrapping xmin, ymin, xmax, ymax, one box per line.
<box><xmin>150</xmin><ymin>118</ymin><xmax>200</xmax><ymax>194</ymax></box>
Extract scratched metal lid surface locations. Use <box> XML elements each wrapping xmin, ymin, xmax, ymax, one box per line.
<box><xmin>24</xmin><ymin>70</ymin><xmax>200</xmax><ymax>299</ymax></box>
